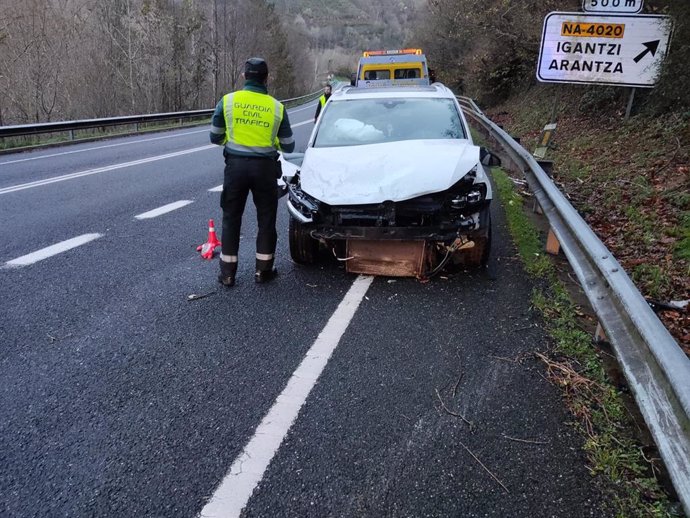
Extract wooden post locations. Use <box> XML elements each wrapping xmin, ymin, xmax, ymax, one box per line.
<box><xmin>546</xmin><ymin>228</ymin><xmax>560</xmax><ymax>255</ymax></box>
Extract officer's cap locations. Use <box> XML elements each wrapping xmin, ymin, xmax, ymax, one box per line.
<box><xmin>245</xmin><ymin>58</ymin><xmax>268</xmax><ymax>79</ymax></box>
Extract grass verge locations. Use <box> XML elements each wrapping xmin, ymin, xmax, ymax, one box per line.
<box><xmin>493</xmin><ymin>167</ymin><xmax>679</xmax><ymax>517</ymax></box>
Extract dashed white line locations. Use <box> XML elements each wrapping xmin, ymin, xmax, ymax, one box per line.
<box><xmin>199</xmin><ymin>275</ymin><xmax>374</xmax><ymax>518</ymax></box>
<box><xmin>0</xmin><ymin>129</ymin><xmax>209</xmax><ymax>166</ymax></box>
<box><xmin>289</xmin><ymin>102</ymin><xmax>318</xmax><ymax>114</ymax></box>
<box><xmin>135</xmin><ymin>200</ymin><xmax>193</xmax><ymax>220</ymax></box>
<box><xmin>291</xmin><ymin>119</ymin><xmax>313</xmax><ymax>128</ymax></box>
<box><xmin>5</xmin><ymin>234</ymin><xmax>103</xmax><ymax>267</ymax></box>
<box><xmin>0</xmin><ymin>145</ymin><xmax>216</xmax><ymax>195</ymax></box>
<box><xmin>208</xmin><ymin>184</ymin><xmax>223</xmax><ymax>192</ymax></box>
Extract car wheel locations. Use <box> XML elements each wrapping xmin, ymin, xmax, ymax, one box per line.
<box><xmin>289</xmin><ymin>217</ymin><xmax>319</xmax><ymax>264</ymax></box>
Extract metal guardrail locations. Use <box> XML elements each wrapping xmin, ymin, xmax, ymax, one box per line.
<box><xmin>0</xmin><ymin>88</ymin><xmax>324</xmax><ymax>141</ymax></box>
<box><xmin>457</xmin><ymin>96</ymin><xmax>690</xmax><ymax>515</ymax></box>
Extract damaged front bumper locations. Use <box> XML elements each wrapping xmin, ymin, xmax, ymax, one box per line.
<box><xmin>287</xmin><ymin>184</ymin><xmax>491</xmax><ymax>277</ymax></box>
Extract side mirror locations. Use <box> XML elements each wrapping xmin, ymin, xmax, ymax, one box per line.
<box><xmin>480</xmin><ymin>147</ymin><xmax>501</xmax><ymax>167</ymax></box>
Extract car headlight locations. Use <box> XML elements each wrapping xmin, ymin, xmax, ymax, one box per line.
<box><xmin>448</xmin><ymin>185</ymin><xmax>486</xmax><ymax>210</ymax></box>
<box><xmin>288</xmin><ymin>184</ymin><xmax>320</xmax><ymax>216</ymax></box>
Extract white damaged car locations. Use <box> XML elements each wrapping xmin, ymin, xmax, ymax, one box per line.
<box><xmin>282</xmin><ymin>84</ymin><xmax>500</xmax><ymax>278</ymax></box>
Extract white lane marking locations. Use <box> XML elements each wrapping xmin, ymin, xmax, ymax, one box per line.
<box><xmin>0</xmin><ymin>129</ymin><xmax>209</xmax><ymax>166</ymax></box>
<box><xmin>291</xmin><ymin>119</ymin><xmax>313</xmax><ymax>128</ymax></box>
<box><xmin>199</xmin><ymin>275</ymin><xmax>374</xmax><ymax>518</ymax></box>
<box><xmin>289</xmin><ymin>102</ymin><xmax>318</xmax><ymax>114</ymax></box>
<box><xmin>208</xmin><ymin>184</ymin><xmax>223</xmax><ymax>192</ymax></box>
<box><xmin>135</xmin><ymin>200</ymin><xmax>193</xmax><ymax>220</ymax></box>
<box><xmin>5</xmin><ymin>234</ymin><xmax>102</xmax><ymax>267</ymax></box>
<box><xmin>0</xmin><ymin>145</ymin><xmax>216</xmax><ymax>196</ymax></box>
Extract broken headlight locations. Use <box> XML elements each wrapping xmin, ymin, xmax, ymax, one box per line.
<box><xmin>447</xmin><ymin>183</ymin><xmax>487</xmax><ymax>211</ymax></box>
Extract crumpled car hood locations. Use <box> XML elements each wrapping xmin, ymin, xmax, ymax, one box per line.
<box><xmin>300</xmin><ymin>140</ymin><xmax>480</xmax><ymax>205</ymax></box>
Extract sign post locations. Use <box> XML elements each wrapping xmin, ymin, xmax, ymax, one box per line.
<box><xmin>537</xmin><ymin>12</ymin><xmax>672</xmax><ymax>88</ymax></box>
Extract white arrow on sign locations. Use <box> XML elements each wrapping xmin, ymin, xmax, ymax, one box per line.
<box><xmin>537</xmin><ymin>12</ymin><xmax>673</xmax><ymax>88</ymax></box>
<box><xmin>583</xmin><ymin>0</ymin><xmax>643</xmax><ymax>14</ymax></box>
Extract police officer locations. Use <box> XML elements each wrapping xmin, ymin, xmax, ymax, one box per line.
<box><xmin>210</xmin><ymin>57</ymin><xmax>295</xmax><ymax>286</ymax></box>
<box><xmin>313</xmin><ymin>84</ymin><xmax>332</xmax><ymax>123</ymax></box>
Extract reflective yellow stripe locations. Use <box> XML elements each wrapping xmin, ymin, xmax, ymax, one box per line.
<box><xmin>222</xmin><ymin>93</ymin><xmax>234</xmax><ymax>143</ymax></box>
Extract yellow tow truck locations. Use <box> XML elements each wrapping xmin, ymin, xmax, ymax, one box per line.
<box><xmin>353</xmin><ymin>48</ymin><xmax>431</xmax><ymax>88</ymax></box>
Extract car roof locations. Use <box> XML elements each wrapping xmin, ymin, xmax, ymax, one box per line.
<box><xmin>333</xmin><ymin>83</ymin><xmax>457</xmax><ymax>101</ymax></box>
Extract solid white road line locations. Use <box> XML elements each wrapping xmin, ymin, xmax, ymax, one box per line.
<box><xmin>0</xmin><ymin>145</ymin><xmax>216</xmax><ymax>196</ymax></box>
<box><xmin>208</xmin><ymin>184</ymin><xmax>223</xmax><ymax>192</ymax></box>
<box><xmin>0</xmin><ymin>129</ymin><xmax>209</xmax><ymax>166</ymax></box>
<box><xmin>5</xmin><ymin>234</ymin><xmax>102</xmax><ymax>267</ymax></box>
<box><xmin>135</xmin><ymin>200</ymin><xmax>193</xmax><ymax>220</ymax></box>
<box><xmin>199</xmin><ymin>275</ymin><xmax>374</xmax><ymax>518</ymax></box>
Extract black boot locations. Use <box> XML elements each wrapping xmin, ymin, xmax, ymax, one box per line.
<box><xmin>255</xmin><ymin>258</ymin><xmax>278</xmax><ymax>284</ymax></box>
<box><xmin>218</xmin><ymin>260</ymin><xmax>237</xmax><ymax>287</ymax></box>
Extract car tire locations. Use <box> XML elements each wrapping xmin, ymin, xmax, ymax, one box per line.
<box><xmin>289</xmin><ymin>217</ymin><xmax>319</xmax><ymax>264</ymax></box>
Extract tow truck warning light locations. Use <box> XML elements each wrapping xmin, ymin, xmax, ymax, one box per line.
<box><xmin>561</xmin><ymin>21</ymin><xmax>625</xmax><ymax>38</ymax></box>
<box><xmin>362</xmin><ymin>48</ymin><xmax>423</xmax><ymax>57</ymax></box>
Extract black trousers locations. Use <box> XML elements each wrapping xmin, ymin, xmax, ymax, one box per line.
<box><xmin>220</xmin><ymin>156</ymin><xmax>279</xmax><ymax>262</ymax></box>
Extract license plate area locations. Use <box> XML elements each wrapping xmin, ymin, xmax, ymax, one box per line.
<box><xmin>345</xmin><ymin>240</ymin><xmax>430</xmax><ymax>278</ymax></box>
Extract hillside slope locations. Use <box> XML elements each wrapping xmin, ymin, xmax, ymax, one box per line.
<box><xmin>487</xmin><ymin>84</ymin><xmax>690</xmax><ymax>355</ymax></box>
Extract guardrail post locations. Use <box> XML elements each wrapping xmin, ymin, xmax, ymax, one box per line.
<box><xmin>594</xmin><ymin>322</ymin><xmax>608</xmax><ymax>343</ymax></box>
<box><xmin>532</xmin><ymin>199</ymin><xmax>543</xmax><ymax>215</ymax></box>
<box><xmin>68</xmin><ymin>130</ymin><xmax>74</xmax><ymax>141</ymax></box>
<box><xmin>546</xmin><ymin>228</ymin><xmax>561</xmax><ymax>255</ymax></box>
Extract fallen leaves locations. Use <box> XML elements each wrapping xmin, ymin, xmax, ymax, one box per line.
<box><xmin>489</xmin><ymin>105</ymin><xmax>690</xmax><ymax>356</ymax></box>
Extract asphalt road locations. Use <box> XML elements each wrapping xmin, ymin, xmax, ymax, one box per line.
<box><xmin>0</xmin><ymin>98</ymin><xmax>611</xmax><ymax>517</ymax></box>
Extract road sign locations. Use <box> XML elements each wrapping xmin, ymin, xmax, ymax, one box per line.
<box><xmin>537</xmin><ymin>12</ymin><xmax>672</xmax><ymax>88</ymax></box>
<box><xmin>583</xmin><ymin>0</ymin><xmax>643</xmax><ymax>14</ymax></box>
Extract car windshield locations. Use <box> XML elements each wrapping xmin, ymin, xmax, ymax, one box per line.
<box><xmin>313</xmin><ymin>97</ymin><xmax>466</xmax><ymax>148</ymax></box>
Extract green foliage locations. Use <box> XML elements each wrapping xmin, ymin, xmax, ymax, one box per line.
<box><xmin>646</xmin><ymin>2</ymin><xmax>690</xmax><ymax>112</ymax></box>
<box><xmin>673</xmin><ymin>212</ymin><xmax>690</xmax><ymax>261</ymax></box>
<box><xmin>413</xmin><ymin>0</ymin><xmax>580</xmax><ymax>100</ymax></box>
<box><xmin>493</xmin><ymin>169</ymin><xmax>553</xmax><ymax>278</ymax></box>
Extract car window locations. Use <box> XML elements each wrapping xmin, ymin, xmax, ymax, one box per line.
<box><xmin>394</xmin><ymin>68</ymin><xmax>420</xmax><ymax>79</ymax></box>
<box><xmin>363</xmin><ymin>70</ymin><xmax>391</xmax><ymax>80</ymax></box>
<box><xmin>313</xmin><ymin>98</ymin><xmax>466</xmax><ymax>147</ymax></box>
